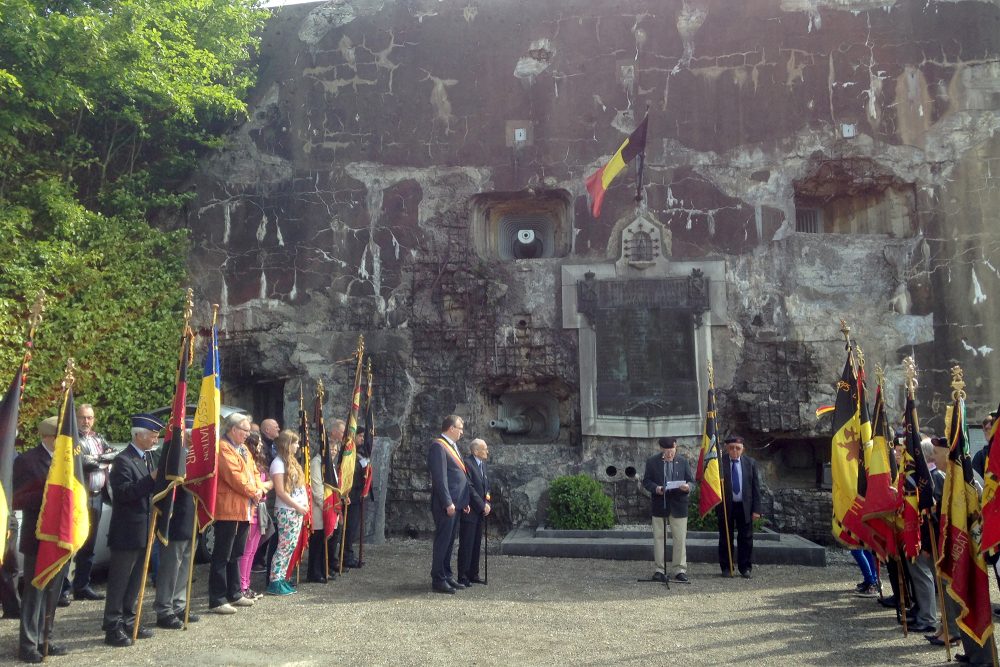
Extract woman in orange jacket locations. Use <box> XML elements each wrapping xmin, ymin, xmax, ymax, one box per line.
<box><xmin>208</xmin><ymin>413</ymin><xmax>263</xmax><ymax>614</ymax></box>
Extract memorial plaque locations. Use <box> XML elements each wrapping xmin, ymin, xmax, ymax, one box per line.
<box><xmin>594</xmin><ymin>308</ymin><xmax>698</xmax><ymax>417</ymax></box>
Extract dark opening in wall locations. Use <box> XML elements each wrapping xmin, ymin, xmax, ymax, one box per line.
<box><xmin>470</xmin><ymin>189</ymin><xmax>572</xmax><ymax>260</ymax></box>
<box><xmin>793</xmin><ymin>157</ymin><xmax>916</xmax><ymax>237</ymax></box>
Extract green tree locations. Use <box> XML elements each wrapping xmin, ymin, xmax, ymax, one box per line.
<box><xmin>0</xmin><ymin>0</ymin><xmax>267</xmax><ymax>441</ymax></box>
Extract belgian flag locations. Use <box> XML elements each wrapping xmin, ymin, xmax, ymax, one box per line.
<box><xmin>585</xmin><ymin>115</ymin><xmax>648</xmax><ymax>218</ymax></box>
<box><xmin>695</xmin><ymin>379</ymin><xmax>722</xmax><ymax>517</ymax></box>
<box><xmin>33</xmin><ymin>385</ymin><xmax>89</xmax><ymax>588</ymax></box>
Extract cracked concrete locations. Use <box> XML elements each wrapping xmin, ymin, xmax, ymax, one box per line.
<box><xmin>176</xmin><ymin>0</ymin><xmax>1000</xmax><ymax>540</ymax></box>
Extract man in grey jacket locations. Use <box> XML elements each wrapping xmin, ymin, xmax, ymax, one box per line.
<box><xmin>642</xmin><ymin>437</ymin><xmax>694</xmax><ymax>582</ymax></box>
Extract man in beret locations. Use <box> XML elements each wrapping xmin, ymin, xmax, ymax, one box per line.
<box><xmin>102</xmin><ymin>414</ymin><xmax>162</xmax><ymax>647</ymax></box>
<box><xmin>642</xmin><ymin>437</ymin><xmax>694</xmax><ymax>583</ymax></box>
<box><xmin>13</xmin><ymin>416</ymin><xmax>70</xmax><ymax>663</ymax></box>
<box><xmin>717</xmin><ymin>435</ymin><xmax>762</xmax><ymax>579</ymax></box>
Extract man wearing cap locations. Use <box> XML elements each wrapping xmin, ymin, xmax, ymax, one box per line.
<box><xmin>62</xmin><ymin>403</ymin><xmax>115</xmax><ymax>604</ymax></box>
<box><xmin>642</xmin><ymin>437</ymin><xmax>694</xmax><ymax>583</ymax></box>
<box><xmin>102</xmin><ymin>414</ymin><xmax>162</xmax><ymax>648</ymax></box>
<box><xmin>12</xmin><ymin>416</ymin><xmax>70</xmax><ymax>663</ymax></box>
<box><xmin>717</xmin><ymin>435</ymin><xmax>762</xmax><ymax>579</ymax></box>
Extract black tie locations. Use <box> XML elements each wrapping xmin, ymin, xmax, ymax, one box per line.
<box><xmin>144</xmin><ymin>452</ymin><xmax>153</xmax><ymax>475</ymax></box>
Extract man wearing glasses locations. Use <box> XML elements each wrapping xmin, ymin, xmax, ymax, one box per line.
<box><xmin>427</xmin><ymin>415</ymin><xmax>470</xmax><ymax>594</ymax></box>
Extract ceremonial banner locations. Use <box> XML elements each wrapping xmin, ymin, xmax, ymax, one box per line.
<box><xmin>33</xmin><ymin>387</ymin><xmax>89</xmax><ymax>588</ymax></box>
<box><xmin>695</xmin><ymin>380</ymin><xmax>722</xmax><ymax>517</ymax></box>
<box><xmin>316</xmin><ymin>387</ymin><xmax>340</xmax><ymax>540</ymax></box>
<box><xmin>359</xmin><ymin>367</ymin><xmax>376</xmax><ymax>499</ymax></box>
<box><xmin>186</xmin><ymin>319</ymin><xmax>220</xmax><ymax>530</ymax></box>
<box><xmin>938</xmin><ymin>396</ymin><xmax>993</xmax><ymax>646</ymax></box>
<box><xmin>840</xmin><ymin>365</ymin><xmax>886</xmax><ymax>555</ymax></box>
<box><xmin>336</xmin><ymin>348</ymin><xmax>364</xmax><ymax>498</ymax></box>
<box><xmin>152</xmin><ymin>323</ymin><xmax>193</xmax><ymax>544</ymax></box>
<box><xmin>585</xmin><ymin>115</ymin><xmax>648</xmax><ymax>218</ymax></box>
<box><xmin>831</xmin><ymin>352</ymin><xmax>862</xmax><ymax>547</ymax></box>
<box><xmin>858</xmin><ymin>383</ymin><xmax>900</xmax><ymax>560</ymax></box>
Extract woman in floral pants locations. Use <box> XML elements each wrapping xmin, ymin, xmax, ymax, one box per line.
<box><xmin>267</xmin><ymin>430</ymin><xmax>309</xmax><ymax>595</ymax></box>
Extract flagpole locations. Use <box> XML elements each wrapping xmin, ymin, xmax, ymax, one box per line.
<box><xmin>894</xmin><ymin>555</ymin><xmax>909</xmax><ymax>637</ymax></box>
<box><xmin>183</xmin><ymin>508</ymin><xmax>198</xmax><ymax>629</ymax></box>
<box><xmin>708</xmin><ymin>362</ymin><xmax>735</xmax><ymax>577</ymax></box>
<box><xmin>40</xmin><ymin>356</ymin><xmax>71</xmax><ymax>659</ymax></box>
<box><xmin>358</xmin><ymin>358</ymin><xmax>373</xmax><ymax>568</ymax></box>
<box><xmin>634</xmin><ymin>106</ymin><xmax>649</xmax><ymax>205</ymax></box>
<box><xmin>339</xmin><ymin>497</ymin><xmax>348</xmax><ymax>575</ymax></box>
<box><xmin>133</xmin><ymin>512</ymin><xmax>158</xmax><ymax>642</ymax></box>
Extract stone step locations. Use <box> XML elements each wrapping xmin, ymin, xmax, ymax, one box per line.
<box><xmin>499</xmin><ymin>526</ymin><xmax>827</xmax><ymax>566</ymax></box>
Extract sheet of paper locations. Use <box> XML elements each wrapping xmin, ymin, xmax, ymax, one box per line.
<box><xmin>664</xmin><ymin>480</ymin><xmax>686</xmax><ymax>490</ymax></box>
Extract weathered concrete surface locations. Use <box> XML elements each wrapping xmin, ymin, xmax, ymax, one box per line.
<box><xmin>4</xmin><ymin>539</ymin><xmax>974</xmax><ymax>666</ymax></box>
<box><xmin>175</xmin><ymin>0</ymin><xmax>1000</xmax><ymax>539</ymax></box>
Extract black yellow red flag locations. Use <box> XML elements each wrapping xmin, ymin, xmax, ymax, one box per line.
<box><xmin>585</xmin><ymin>115</ymin><xmax>648</xmax><ymax>218</ymax></box>
<box><xmin>0</xmin><ymin>365</ymin><xmax>24</xmax><ymax>564</ymax></box>
<box><xmin>831</xmin><ymin>350</ymin><xmax>862</xmax><ymax>547</ymax></box>
<box><xmin>696</xmin><ymin>376</ymin><xmax>722</xmax><ymax>518</ymax></box>
<box><xmin>152</xmin><ymin>321</ymin><xmax>193</xmax><ymax>545</ymax></box>
<box><xmin>979</xmin><ymin>400</ymin><xmax>1000</xmax><ymax>554</ymax></box>
<box><xmin>33</xmin><ymin>381</ymin><xmax>89</xmax><ymax>588</ymax></box>
<box><xmin>938</xmin><ymin>389</ymin><xmax>993</xmax><ymax>646</ymax></box>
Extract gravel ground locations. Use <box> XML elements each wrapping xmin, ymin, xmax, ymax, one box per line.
<box><xmin>0</xmin><ymin>539</ymin><xmax>981</xmax><ymax>666</ymax></box>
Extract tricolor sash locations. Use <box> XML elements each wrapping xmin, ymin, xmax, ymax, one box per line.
<box><xmin>434</xmin><ymin>438</ymin><xmax>467</xmax><ymax>474</ymax></box>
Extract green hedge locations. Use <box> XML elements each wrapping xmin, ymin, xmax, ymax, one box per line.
<box><xmin>547</xmin><ymin>474</ymin><xmax>615</xmax><ymax>530</ymax></box>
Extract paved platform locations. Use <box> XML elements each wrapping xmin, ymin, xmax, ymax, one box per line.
<box><xmin>500</xmin><ymin>526</ymin><xmax>827</xmax><ymax>566</ymax></box>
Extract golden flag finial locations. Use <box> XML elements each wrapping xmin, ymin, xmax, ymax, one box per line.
<box><xmin>903</xmin><ymin>356</ymin><xmax>918</xmax><ymax>395</ymax></box>
<box><xmin>874</xmin><ymin>363</ymin><xmax>885</xmax><ymax>387</ymax></box>
<box><xmin>950</xmin><ymin>365</ymin><xmax>967</xmax><ymax>401</ymax></box>
<box><xmin>317</xmin><ymin>378</ymin><xmax>326</xmax><ymax>403</ymax></box>
<box><xmin>62</xmin><ymin>358</ymin><xmax>76</xmax><ymax>391</ymax></box>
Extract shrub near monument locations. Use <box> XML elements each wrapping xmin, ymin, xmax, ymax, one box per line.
<box><xmin>547</xmin><ymin>475</ymin><xmax>615</xmax><ymax>530</ymax></box>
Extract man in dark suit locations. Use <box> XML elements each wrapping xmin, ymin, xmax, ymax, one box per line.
<box><xmin>426</xmin><ymin>414</ymin><xmax>470</xmax><ymax>594</ymax></box>
<box><xmin>13</xmin><ymin>417</ymin><xmax>70</xmax><ymax>663</ymax></box>
<box><xmin>102</xmin><ymin>414</ymin><xmax>163</xmax><ymax>647</ymax></box>
<box><xmin>458</xmin><ymin>438</ymin><xmax>491</xmax><ymax>586</ymax></box>
<box><xmin>642</xmin><ymin>437</ymin><xmax>694</xmax><ymax>582</ymax></box>
<box><xmin>717</xmin><ymin>435</ymin><xmax>762</xmax><ymax>578</ymax></box>
<box><xmin>338</xmin><ymin>454</ymin><xmax>372</xmax><ymax>569</ymax></box>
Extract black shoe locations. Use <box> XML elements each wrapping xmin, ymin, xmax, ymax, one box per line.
<box><xmin>446</xmin><ymin>578</ymin><xmax>467</xmax><ymax>589</ymax></box>
<box><xmin>157</xmin><ymin>615</ymin><xmax>184</xmax><ymax>630</ymax></box>
<box><xmin>457</xmin><ymin>578</ymin><xmax>471</xmax><ymax>587</ymax></box>
<box><xmin>955</xmin><ymin>654</ymin><xmax>970</xmax><ymax>663</ymax></box>
<box><xmin>740</xmin><ymin>570</ymin><xmax>752</xmax><ymax>579</ymax></box>
<box><xmin>469</xmin><ymin>576</ymin><xmax>487</xmax><ymax>585</ymax></box>
<box><xmin>18</xmin><ymin>648</ymin><xmax>43</xmax><ymax>663</ymax></box>
<box><xmin>908</xmin><ymin>624</ymin><xmax>937</xmax><ymax>633</ymax></box>
<box><xmin>184</xmin><ymin>612</ymin><xmax>200</xmax><ymax>623</ymax></box>
<box><xmin>432</xmin><ymin>582</ymin><xmax>456</xmax><ymax>594</ymax></box>
<box><xmin>675</xmin><ymin>573</ymin><xmax>689</xmax><ymax>583</ymax></box>
<box><xmin>306</xmin><ymin>576</ymin><xmax>327</xmax><ymax>584</ymax></box>
<box><xmin>652</xmin><ymin>572</ymin><xmax>667</xmax><ymax>583</ymax></box>
<box><xmin>878</xmin><ymin>596</ymin><xmax>898</xmax><ymax>608</ymax></box>
<box><xmin>73</xmin><ymin>586</ymin><xmax>105</xmax><ymax>601</ymax></box>
<box><xmin>342</xmin><ymin>558</ymin><xmax>360</xmax><ymax>569</ymax></box>
<box><xmin>47</xmin><ymin>643</ymin><xmax>68</xmax><ymax>656</ymax></box>
<box><xmin>56</xmin><ymin>594</ymin><xmax>71</xmax><ymax>608</ymax></box>
<box><xmin>105</xmin><ymin>628</ymin><xmax>133</xmax><ymax>647</ymax></box>
<box><xmin>126</xmin><ymin>625</ymin><xmax>153</xmax><ymax>640</ymax></box>
<box><xmin>720</xmin><ymin>571</ymin><xmax>733</xmax><ymax>578</ymax></box>
<box><xmin>928</xmin><ymin>636</ymin><xmax>960</xmax><ymax>647</ymax></box>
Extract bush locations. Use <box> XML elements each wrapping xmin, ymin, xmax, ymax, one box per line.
<box><xmin>687</xmin><ymin>484</ymin><xmax>719</xmax><ymax>531</ymax></box>
<box><xmin>547</xmin><ymin>475</ymin><xmax>615</xmax><ymax>530</ymax></box>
